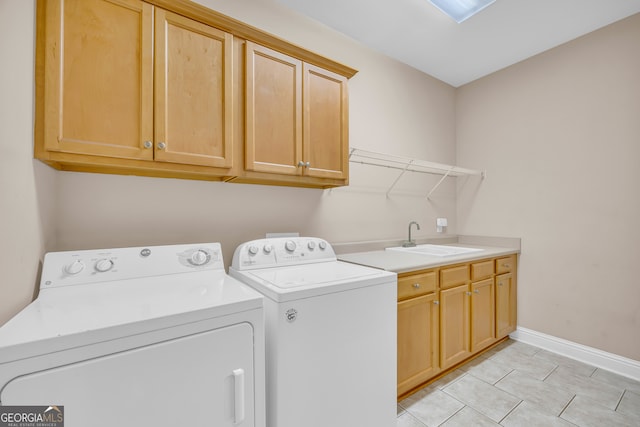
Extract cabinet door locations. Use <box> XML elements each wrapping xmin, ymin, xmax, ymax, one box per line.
<box><xmin>471</xmin><ymin>278</ymin><xmax>496</xmax><ymax>352</ymax></box>
<box><xmin>440</xmin><ymin>284</ymin><xmax>470</xmax><ymax>369</ymax></box>
<box><xmin>245</xmin><ymin>42</ymin><xmax>302</xmax><ymax>175</ymax></box>
<box><xmin>154</xmin><ymin>9</ymin><xmax>233</xmax><ymax>168</ymax></box>
<box><xmin>496</xmin><ymin>272</ymin><xmax>516</xmax><ymax>338</ymax></box>
<box><xmin>44</xmin><ymin>0</ymin><xmax>153</xmax><ymax>160</ymax></box>
<box><xmin>303</xmin><ymin>64</ymin><xmax>348</xmax><ymax>179</ymax></box>
<box><xmin>397</xmin><ymin>293</ymin><xmax>439</xmax><ymax>397</ymax></box>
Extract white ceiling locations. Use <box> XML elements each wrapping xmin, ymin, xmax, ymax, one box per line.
<box><xmin>276</xmin><ymin>0</ymin><xmax>640</xmax><ymax>87</ymax></box>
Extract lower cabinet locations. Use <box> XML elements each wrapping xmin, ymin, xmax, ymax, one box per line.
<box><xmin>397</xmin><ymin>293</ymin><xmax>440</xmax><ymax>396</ymax></box>
<box><xmin>496</xmin><ymin>255</ymin><xmax>517</xmax><ymax>339</ymax></box>
<box><xmin>397</xmin><ymin>254</ymin><xmax>517</xmax><ymax>399</ymax></box>
<box><xmin>440</xmin><ymin>283</ymin><xmax>471</xmax><ymax>370</ymax></box>
<box><xmin>470</xmin><ymin>278</ymin><xmax>496</xmax><ymax>352</ymax></box>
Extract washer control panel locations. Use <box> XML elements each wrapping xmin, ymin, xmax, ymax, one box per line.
<box><xmin>232</xmin><ymin>237</ymin><xmax>336</xmax><ymax>270</ymax></box>
<box><xmin>40</xmin><ymin>243</ymin><xmax>223</xmax><ymax>289</ymax></box>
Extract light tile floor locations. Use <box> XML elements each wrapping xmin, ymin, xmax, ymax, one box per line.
<box><xmin>397</xmin><ymin>339</ymin><xmax>640</xmax><ymax>427</ymax></box>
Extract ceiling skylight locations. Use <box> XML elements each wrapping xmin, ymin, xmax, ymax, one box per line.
<box><xmin>429</xmin><ymin>0</ymin><xmax>496</xmax><ymax>23</ymax></box>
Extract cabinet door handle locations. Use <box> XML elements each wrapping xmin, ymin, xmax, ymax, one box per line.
<box><xmin>433</xmin><ymin>301</ymin><xmax>439</xmax><ymax>305</ymax></box>
<box><xmin>498</xmin><ymin>282</ymin><xmax>503</xmax><ymax>287</ymax></box>
<box><xmin>157</xmin><ymin>142</ymin><xmax>166</xmax><ymax>150</ymax></box>
<box><xmin>143</xmin><ymin>140</ymin><xmax>152</xmax><ymax>149</ymax></box>
<box><xmin>503</xmin><ymin>263</ymin><xmax>510</xmax><ymax>269</ymax></box>
<box><xmin>413</xmin><ymin>283</ymin><xmax>420</xmax><ymax>289</ymax></box>
<box><xmin>473</xmin><ymin>289</ymin><xmax>480</xmax><ymax>294</ymax></box>
<box><xmin>466</xmin><ymin>291</ymin><xmax>472</xmax><ymax>296</ymax></box>
<box><xmin>233</xmin><ymin>368</ymin><xmax>245</xmax><ymax>424</ymax></box>
<box><xmin>297</xmin><ymin>161</ymin><xmax>305</xmax><ymax>167</ymax></box>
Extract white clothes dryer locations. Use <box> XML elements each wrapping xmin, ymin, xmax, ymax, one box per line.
<box><xmin>0</xmin><ymin>243</ymin><xmax>265</xmax><ymax>427</ymax></box>
<box><xmin>230</xmin><ymin>237</ymin><xmax>397</xmax><ymax>427</ymax></box>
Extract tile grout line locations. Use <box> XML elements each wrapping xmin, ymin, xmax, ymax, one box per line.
<box><xmin>436</xmin><ymin>405</ymin><xmax>466</xmax><ymax>427</ymax></box>
<box><xmin>613</xmin><ymin>389</ymin><xmax>625</xmax><ymax>412</ymax></box>
<box><xmin>558</xmin><ymin>394</ymin><xmax>577</xmax><ymax>419</ymax></box>
<box><xmin>497</xmin><ymin>398</ymin><xmax>524</xmax><ymax>425</ymax></box>
<box><xmin>542</xmin><ymin>363</ymin><xmax>559</xmax><ymax>381</ymax></box>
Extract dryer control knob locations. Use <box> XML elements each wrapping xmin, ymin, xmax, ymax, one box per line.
<box><xmin>319</xmin><ymin>241</ymin><xmax>327</xmax><ymax>250</ymax></box>
<box><xmin>285</xmin><ymin>240</ymin><xmax>296</xmax><ymax>252</ymax></box>
<box><xmin>64</xmin><ymin>260</ymin><xmax>85</xmax><ymax>275</ymax></box>
<box><xmin>248</xmin><ymin>245</ymin><xmax>259</xmax><ymax>255</ymax></box>
<box><xmin>263</xmin><ymin>244</ymin><xmax>273</xmax><ymax>254</ymax></box>
<box><xmin>95</xmin><ymin>259</ymin><xmax>114</xmax><ymax>272</ymax></box>
<box><xmin>307</xmin><ymin>241</ymin><xmax>316</xmax><ymax>250</ymax></box>
<box><xmin>189</xmin><ymin>250</ymin><xmax>209</xmax><ymax>266</ymax></box>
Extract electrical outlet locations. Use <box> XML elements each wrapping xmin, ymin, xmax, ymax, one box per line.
<box><xmin>436</xmin><ymin>218</ymin><xmax>447</xmax><ymax>233</ymax></box>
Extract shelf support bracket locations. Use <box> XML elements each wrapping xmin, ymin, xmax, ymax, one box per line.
<box><xmin>426</xmin><ymin>166</ymin><xmax>454</xmax><ymax>200</ymax></box>
<box><xmin>386</xmin><ymin>160</ymin><xmax>414</xmax><ymax>198</ymax></box>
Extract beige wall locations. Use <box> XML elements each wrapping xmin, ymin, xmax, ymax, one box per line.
<box><xmin>0</xmin><ymin>0</ymin><xmax>456</xmax><ymax>324</ymax></box>
<box><xmin>0</xmin><ymin>0</ymin><xmax>57</xmax><ymax>324</ymax></box>
<box><xmin>456</xmin><ymin>13</ymin><xmax>640</xmax><ymax>360</ymax></box>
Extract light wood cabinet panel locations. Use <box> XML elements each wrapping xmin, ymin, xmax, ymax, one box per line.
<box><xmin>245</xmin><ymin>41</ymin><xmax>303</xmax><ymax>175</ymax></box>
<box><xmin>303</xmin><ymin>63</ymin><xmax>348</xmax><ymax>180</ymax></box>
<box><xmin>496</xmin><ymin>255</ymin><xmax>516</xmax><ymax>275</ymax></box>
<box><xmin>440</xmin><ymin>264</ymin><xmax>469</xmax><ymax>289</ymax></box>
<box><xmin>43</xmin><ymin>0</ymin><xmax>154</xmax><ymax>160</ymax></box>
<box><xmin>397</xmin><ymin>293</ymin><xmax>440</xmax><ymax>397</ymax></box>
<box><xmin>496</xmin><ymin>272</ymin><xmax>517</xmax><ymax>338</ymax></box>
<box><xmin>440</xmin><ymin>284</ymin><xmax>471</xmax><ymax>369</ymax></box>
<box><xmin>154</xmin><ymin>9</ymin><xmax>233</xmax><ymax>168</ymax></box>
<box><xmin>242</xmin><ymin>42</ymin><xmax>350</xmax><ymax>186</ymax></box>
<box><xmin>398</xmin><ymin>270</ymin><xmax>437</xmax><ymax>301</ymax></box>
<box><xmin>471</xmin><ymin>278</ymin><xmax>496</xmax><ymax>352</ymax></box>
<box><xmin>471</xmin><ymin>260</ymin><xmax>494</xmax><ymax>281</ymax></box>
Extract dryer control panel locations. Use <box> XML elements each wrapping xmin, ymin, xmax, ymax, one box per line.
<box><xmin>232</xmin><ymin>237</ymin><xmax>336</xmax><ymax>270</ymax></box>
<box><xmin>40</xmin><ymin>243</ymin><xmax>224</xmax><ymax>289</ymax></box>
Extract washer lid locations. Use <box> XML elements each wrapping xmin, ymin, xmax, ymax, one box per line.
<box><xmin>0</xmin><ymin>271</ymin><xmax>263</xmax><ymax>364</ymax></box>
<box><xmin>232</xmin><ymin>261</ymin><xmax>396</xmax><ymax>302</ymax></box>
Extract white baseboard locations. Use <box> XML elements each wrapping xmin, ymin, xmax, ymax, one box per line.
<box><xmin>510</xmin><ymin>327</ymin><xmax>640</xmax><ymax>381</ymax></box>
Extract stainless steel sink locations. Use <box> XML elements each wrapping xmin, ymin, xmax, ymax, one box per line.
<box><xmin>386</xmin><ymin>244</ymin><xmax>483</xmax><ymax>257</ymax></box>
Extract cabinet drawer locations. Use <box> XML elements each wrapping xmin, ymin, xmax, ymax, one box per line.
<box><xmin>398</xmin><ymin>271</ymin><xmax>437</xmax><ymax>300</ymax></box>
<box><xmin>496</xmin><ymin>255</ymin><xmax>516</xmax><ymax>274</ymax></box>
<box><xmin>440</xmin><ymin>265</ymin><xmax>469</xmax><ymax>289</ymax></box>
<box><xmin>471</xmin><ymin>260</ymin><xmax>494</xmax><ymax>281</ymax></box>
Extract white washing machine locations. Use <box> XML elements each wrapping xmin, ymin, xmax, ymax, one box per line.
<box><xmin>230</xmin><ymin>237</ymin><xmax>397</xmax><ymax>427</ymax></box>
<box><xmin>0</xmin><ymin>243</ymin><xmax>265</xmax><ymax>427</ymax></box>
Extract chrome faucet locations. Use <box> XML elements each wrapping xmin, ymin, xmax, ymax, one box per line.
<box><xmin>402</xmin><ymin>221</ymin><xmax>421</xmax><ymax>247</ymax></box>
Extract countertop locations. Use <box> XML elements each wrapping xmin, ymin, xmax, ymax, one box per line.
<box><xmin>337</xmin><ymin>242</ymin><xmax>519</xmax><ymax>274</ymax></box>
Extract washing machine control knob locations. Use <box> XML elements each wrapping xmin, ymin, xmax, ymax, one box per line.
<box><xmin>307</xmin><ymin>241</ymin><xmax>316</xmax><ymax>250</ymax></box>
<box><xmin>189</xmin><ymin>250</ymin><xmax>209</xmax><ymax>266</ymax></box>
<box><xmin>319</xmin><ymin>241</ymin><xmax>327</xmax><ymax>250</ymax></box>
<box><xmin>248</xmin><ymin>245</ymin><xmax>259</xmax><ymax>255</ymax></box>
<box><xmin>64</xmin><ymin>260</ymin><xmax>85</xmax><ymax>275</ymax></box>
<box><xmin>95</xmin><ymin>258</ymin><xmax>114</xmax><ymax>272</ymax></box>
<box><xmin>263</xmin><ymin>244</ymin><xmax>273</xmax><ymax>254</ymax></box>
<box><xmin>285</xmin><ymin>240</ymin><xmax>296</xmax><ymax>252</ymax></box>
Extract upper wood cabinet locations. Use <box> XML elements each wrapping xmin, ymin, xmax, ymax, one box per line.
<box><xmin>154</xmin><ymin>8</ymin><xmax>233</xmax><ymax>168</ymax></box>
<box><xmin>35</xmin><ymin>0</ymin><xmax>357</xmax><ymax>185</ymax></box>
<box><xmin>37</xmin><ymin>0</ymin><xmax>233</xmax><ymax>177</ymax></box>
<box><xmin>242</xmin><ymin>42</ymin><xmax>349</xmax><ymax>187</ymax></box>
<box><xmin>41</xmin><ymin>0</ymin><xmax>154</xmax><ymax>161</ymax></box>
<box><xmin>245</xmin><ymin>42</ymin><xmax>303</xmax><ymax>176</ymax></box>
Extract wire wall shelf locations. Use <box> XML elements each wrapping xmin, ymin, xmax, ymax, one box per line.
<box><xmin>348</xmin><ymin>147</ymin><xmax>486</xmax><ymax>199</ymax></box>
